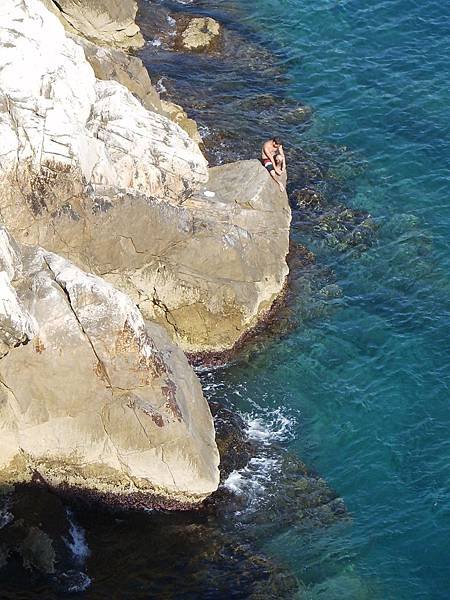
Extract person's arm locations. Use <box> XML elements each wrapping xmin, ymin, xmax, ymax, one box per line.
<box><xmin>278</xmin><ymin>145</ymin><xmax>286</xmax><ymax>173</ymax></box>
<box><xmin>273</xmin><ymin>153</ymin><xmax>283</xmax><ymax>176</ymax></box>
<box><xmin>268</xmin><ymin>147</ymin><xmax>282</xmax><ymax>175</ymax></box>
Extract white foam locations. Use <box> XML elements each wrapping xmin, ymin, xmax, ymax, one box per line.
<box><xmin>223</xmin><ymin>457</ymin><xmax>279</xmax><ymax>511</ymax></box>
<box><xmin>156</xmin><ymin>77</ymin><xmax>167</xmax><ymax>95</ymax></box>
<box><xmin>198</xmin><ymin>124</ymin><xmax>211</xmax><ymax>138</ymax></box>
<box><xmin>64</xmin><ymin>509</ymin><xmax>90</xmax><ymax>565</ymax></box>
<box><xmin>61</xmin><ymin>571</ymin><xmax>92</xmax><ymax>593</ymax></box>
<box><xmin>244</xmin><ymin>408</ymin><xmax>296</xmax><ymax>444</ymax></box>
<box><xmin>150</xmin><ymin>38</ymin><xmax>162</xmax><ymax>47</ymax></box>
<box><xmin>204</xmin><ymin>190</ymin><xmax>215</xmax><ymax>197</ymax></box>
<box><xmin>69</xmin><ymin>573</ymin><xmax>92</xmax><ymax>593</ymax></box>
<box><xmin>224</xmin><ymin>470</ymin><xmax>248</xmax><ymax>494</ymax></box>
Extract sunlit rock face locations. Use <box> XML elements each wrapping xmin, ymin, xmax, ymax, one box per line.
<box><xmin>0</xmin><ymin>227</ymin><xmax>219</xmax><ymax>508</ymax></box>
<box><xmin>0</xmin><ymin>0</ymin><xmax>208</xmax><ymax>205</ymax></box>
<box><xmin>43</xmin><ymin>0</ymin><xmax>145</xmax><ymax>49</ymax></box>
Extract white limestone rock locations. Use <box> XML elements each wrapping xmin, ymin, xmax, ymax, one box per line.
<box><xmin>0</xmin><ymin>0</ymin><xmax>208</xmax><ymax>202</ymax></box>
<box><xmin>0</xmin><ymin>228</ymin><xmax>219</xmax><ymax>507</ymax></box>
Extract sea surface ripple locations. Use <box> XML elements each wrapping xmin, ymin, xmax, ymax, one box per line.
<box><xmin>207</xmin><ymin>0</ymin><xmax>450</xmax><ymax>597</ymax></box>
<box><xmin>137</xmin><ymin>0</ymin><xmax>450</xmax><ymax>597</ymax></box>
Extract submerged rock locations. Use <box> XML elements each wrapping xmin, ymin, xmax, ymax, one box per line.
<box><xmin>209</xmin><ymin>402</ymin><xmax>256</xmax><ymax>480</ymax></box>
<box><xmin>293</xmin><ymin>188</ymin><xmax>377</xmax><ymax>252</ymax></box>
<box><xmin>0</xmin><ymin>486</ymin><xmax>93</xmax><ymax>592</ymax></box>
<box><xmin>176</xmin><ymin>16</ymin><xmax>222</xmax><ymax>53</ymax></box>
<box><xmin>0</xmin><ymin>227</ymin><xmax>219</xmax><ymax>508</ymax></box>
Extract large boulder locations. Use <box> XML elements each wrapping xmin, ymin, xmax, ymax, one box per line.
<box><xmin>0</xmin><ymin>0</ymin><xmax>207</xmax><ymax>204</ymax></box>
<box><xmin>43</xmin><ymin>0</ymin><xmax>144</xmax><ymax>49</ymax></box>
<box><xmin>0</xmin><ymin>227</ymin><xmax>219</xmax><ymax>507</ymax></box>
<box><xmin>137</xmin><ymin>159</ymin><xmax>291</xmax><ymax>353</ymax></box>
<box><xmin>0</xmin><ymin>160</ymin><xmax>290</xmax><ymax>353</ymax></box>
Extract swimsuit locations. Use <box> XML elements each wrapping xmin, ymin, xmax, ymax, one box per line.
<box><xmin>262</xmin><ymin>157</ymin><xmax>274</xmax><ymax>172</ymax></box>
<box><xmin>261</xmin><ymin>149</ymin><xmax>281</xmax><ymax>173</ymax></box>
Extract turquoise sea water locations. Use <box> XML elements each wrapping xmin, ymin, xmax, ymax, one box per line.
<box><xmin>201</xmin><ymin>0</ymin><xmax>450</xmax><ymax>597</ymax></box>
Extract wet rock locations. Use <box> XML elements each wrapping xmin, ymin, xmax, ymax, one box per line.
<box><xmin>0</xmin><ymin>487</ymin><xmax>70</xmax><ymax>574</ymax></box>
<box><xmin>0</xmin><ymin>486</ymin><xmax>94</xmax><ymax>593</ymax></box>
<box><xmin>318</xmin><ymin>284</ymin><xmax>344</xmax><ymax>299</ymax></box>
<box><xmin>21</xmin><ymin>527</ymin><xmax>56</xmax><ymax>574</ymax></box>
<box><xmin>176</xmin><ymin>16</ymin><xmax>222</xmax><ymax>53</ymax></box>
<box><xmin>259</xmin><ymin>453</ymin><xmax>347</xmax><ymax>531</ymax></box>
<box><xmin>69</xmin><ymin>504</ymin><xmax>300</xmax><ymax>599</ymax></box>
<box><xmin>202</xmin><ymin>380</ymin><xmax>347</xmax><ymax>541</ymax></box>
<box><xmin>209</xmin><ymin>402</ymin><xmax>257</xmax><ymax>480</ymax></box>
<box><xmin>294</xmin><ymin>187</ymin><xmax>327</xmax><ymax>210</ymax></box>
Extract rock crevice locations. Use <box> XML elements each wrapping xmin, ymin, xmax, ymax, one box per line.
<box><xmin>0</xmin><ymin>227</ymin><xmax>220</xmax><ymax>508</ymax></box>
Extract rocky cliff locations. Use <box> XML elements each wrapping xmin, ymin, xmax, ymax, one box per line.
<box><xmin>0</xmin><ymin>226</ymin><xmax>219</xmax><ymax>507</ymax></box>
<box><xmin>0</xmin><ymin>0</ymin><xmax>291</xmax><ymax>355</ymax></box>
<box><xmin>42</xmin><ymin>0</ymin><xmax>144</xmax><ymax>49</ymax></box>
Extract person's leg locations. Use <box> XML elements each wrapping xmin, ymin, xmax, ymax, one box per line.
<box><xmin>275</xmin><ymin>154</ymin><xmax>285</xmax><ymax>173</ymax></box>
<box><xmin>269</xmin><ymin>169</ymin><xmax>285</xmax><ymax>192</ymax></box>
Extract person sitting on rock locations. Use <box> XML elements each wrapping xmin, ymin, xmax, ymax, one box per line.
<box><xmin>261</xmin><ymin>137</ymin><xmax>286</xmax><ymax>192</ymax></box>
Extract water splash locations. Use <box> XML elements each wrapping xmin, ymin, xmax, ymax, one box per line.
<box><xmin>63</xmin><ymin>509</ymin><xmax>90</xmax><ymax>565</ymax></box>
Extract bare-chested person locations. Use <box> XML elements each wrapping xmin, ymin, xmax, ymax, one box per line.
<box><xmin>261</xmin><ymin>137</ymin><xmax>286</xmax><ymax>192</ymax></box>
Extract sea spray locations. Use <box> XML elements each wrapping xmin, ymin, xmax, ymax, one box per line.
<box><xmin>63</xmin><ymin>509</ymin><xmax>91</xmax><ymax>565</ymax></box>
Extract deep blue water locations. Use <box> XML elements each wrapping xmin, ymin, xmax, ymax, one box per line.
<box><xmin>210</xmin><ymin>0</ymin><xmax>450</xmax><ymax>597</ymax></box>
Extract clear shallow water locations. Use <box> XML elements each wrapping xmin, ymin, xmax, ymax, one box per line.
<box><xmin>197</xmin><ymin>0</ymin><xmax>450</xmax><ymax>597</ymax></box>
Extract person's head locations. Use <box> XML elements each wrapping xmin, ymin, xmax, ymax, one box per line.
<box><xmin>272</xmin><ymin>137</ymin><xmax>282</xmax><ymax>148</ymax></box>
